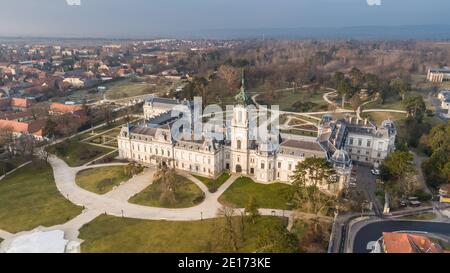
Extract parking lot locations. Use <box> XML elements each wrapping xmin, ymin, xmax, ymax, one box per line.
<box><xmin>351</xmin><ymin>163</ymin><xmax>383</xmax><ymax>216</ymax></box>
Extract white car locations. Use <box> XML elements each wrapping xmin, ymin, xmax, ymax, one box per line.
<box><xmin>371</xmin><ymin>169</ymin><xmax>381</xmax><ymax>176</ymax></box>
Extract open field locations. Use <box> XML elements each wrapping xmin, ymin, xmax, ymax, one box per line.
<box><xmin>79</xmin><ymin>215</ymin><xmax>287</xmax><ymax>253</ymax></box>
<box><xmin>0</xmin><ymin>161</ymin><xmax>82</xmax><ymax>233</ymax></box>
<box><xmin>105</xmin><ymin>79</ymin><xmax>155</xmax><ymax>100</ymax></box>
<box><xmin>129</xmin><ymin>174</ymin><xmax>205</xmax><ymax>208</ymax></box>
<box><xmin>219</xmin><ymin>177</ymin><xmax>293</xmax><ymax>210</ymax></box>
<box><xmin>48</xmin><ymin>141</ymin><xmax>114</xmax><ymax>167</ymax></box>
<box><xmin>76</xmin><ymin>166</ymin><xmax>131</xmax><ymax>194</ymax></box>
<box><xmin>193</xmin><ymin>173</ymin><xmax>231</xmax><ymax>193</ymax></box>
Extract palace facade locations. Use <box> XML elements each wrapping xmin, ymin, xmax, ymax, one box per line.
<box><xmin>118</xmin><ymin>76</ymin><xmax>396</xmax><ymax>194</ymax></box>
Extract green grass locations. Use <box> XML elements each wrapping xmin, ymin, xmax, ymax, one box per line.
<box><xmin>269</xmin><ymin>90</ymin><xmax>328</xmax><ymax>112</ymax></box>
<box><xmin>365</xmin><ymin>97</ymin><xmax>406</xmax><ymax>111</ymax></box>
<box><xmin>362</xmin><ymin>112</ymin><xmax>406</xmax><ymax>126</ymax></box>
<box><xmin>0</xmin><ymin>156</ymin><xmax>29</xmax><ymax>176</ymax></box>
<box><xmin>79</xmin><ymin>215</ymin><xmax>287</xmax><ymax>253</ymax></box>
<box><xmin>193</xmin><ymin>173</ymin><xmax>231</xmax><ymax>193</ymax></box>
<box><xmin>400</xmin><ymin>212</ymin><xmax>437</xmax><ymax>221</ymax></box>
<box><xmin>129</xmin><ymin>174</ymin><xmax>205</xmax><ymax>208</ymax></box>
<box><xmin>0</xmin><ymin>161</ymin><xmax>82</xmax><ymax>233</ymax></box>
<box><xmin>48</xmin><ymin>141</ymin><xmax>114</xmax><ymax>167</ymax></box>
<box><xmin>105</xmin><ymin>80</ymin><xmax>155</xmax><ymax>100</ymax></box>
<box><xmin>219</xmin><ymin>177</ymin><xmax>293</xmax><ymax>210</ymax></box>
<box><xmin>291</xmin><ymin>219</ymin><xmax>331</xmax><ymax>253</ymax></box>
<box><xmin>76</xmin><ymin>166</ymin><xmax>131</xmax><ymax>194</ymax></box>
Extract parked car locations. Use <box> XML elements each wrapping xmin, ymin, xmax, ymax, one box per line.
<box><xmin>399</xmin><ymin>201</ymin><xmax>408</xmax><ymax>208</ymax></box>
<box><xmin>371</xmin><ymin>169</ymin><xmax>381</xmax><ymax>176</ymax></box>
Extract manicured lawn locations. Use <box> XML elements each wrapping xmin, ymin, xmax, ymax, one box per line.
<box><xmin>48</xmin><ymin>141</ymin><xmax>114</xmax><ymax>167</ymax></box>
<box><xmin>76</xmin><ymin>166</ymin><xmax>131</xmax><ymax>194</ymax></box>
<box><xmin>269</xmin><ymin>89</ymin><xmax>328</xmax><ymax>112</ymax></box>
<box><xmin>0</xmin><ymin>161</ymin><xmax>82</xmax><ymax>233</ymax></box>
<box><xmin>0</xmin><ymin>156</ymin><xmax>29</xmax><ymax>176</ymax></box>
<box><xmin>193</xmin><ymin>173</ymin><xmax>231</xmax><ymax>193</ymax></box>
<box><xmin>79</xmin><ymin>215</ymin><xmax>287</xmax><ymax>253</ymax></box>
<box><xmin>400</xmin><ymin>212</ymin><xmax>437</xmax><ymax>221</ymax></box>
<box><xmin>362</xmin><ymin>112</ymin><xmax>406</xmax><ymax>126</ymax></box>
<box><xmin>219</xmin><ymin>177</ymin><xmax>293</xmax><ymax>210</ymax></box>
<box><xmin>129</xmin><ymin>174</ymin><xmax>205</xmax><ymax>208</ymax></box>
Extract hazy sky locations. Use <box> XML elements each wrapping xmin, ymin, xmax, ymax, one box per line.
<box><xmin>0</xmin><ymin>0</ymin><xmax>449</xmax><ymax>38</ymax></box>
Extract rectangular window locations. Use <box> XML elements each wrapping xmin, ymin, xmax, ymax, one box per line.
<box><xmin>358</xmin><ymin>139</ymin><xmax>362</xmax><ymax>146</ymax></box>
<box><xmin>261</xmin><ymin>163</ymin><xmax>265</xmax><ymax>169</ymax></box>
<box><xmin>349</xmin><ymin>138</ymin><xmax>354</xmax><ymax>145</ymax></box>
<box><xmin>367</xmin><ymin>140</ymin><xmax>371</xmax><ymax>148</ymax></box>
<box><xmin>278</xmin><ymin>162</ymin><xmax>281</xmax><ymax>168</ymax></box>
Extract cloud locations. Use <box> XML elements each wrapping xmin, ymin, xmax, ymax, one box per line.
<box><xmin>66</xmin><ymin>0</ymin><xmax>81</xmax><ymax>6</ymax></box>
<box><xmin>367</xmin><ymin>0</ymin><xmax>382</xmax><ymax>6</ymax></box>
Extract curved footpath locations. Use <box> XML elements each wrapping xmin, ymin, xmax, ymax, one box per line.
<box><xmin>49</xmin><ymin>155</ymin><xmax>292</xmax><ymax>222</ymax></box>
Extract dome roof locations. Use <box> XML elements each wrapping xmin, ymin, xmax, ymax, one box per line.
<box><xmin>332</xmin><ymin>149</ymin><xmax>351</xmax><ymax>165</ymax></box>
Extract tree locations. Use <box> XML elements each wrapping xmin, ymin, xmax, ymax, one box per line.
<box><xmin>123</xmin><ymin>161</ymin><xmax>143</xmax><ymax>176</ymax></box>
<box><xmin>291</xmin><ymin>158</ymin><xmax>337</xmax><ymax>232</ymax></box>
<box><xmin>217</xmin><ymin>65</ymin><xmax>240</xmax><ymax>90</ymax></box>
<box><xmin>256</xmin><ymin>225</ymin><xmax>299</xmax><ymax>253</ymax></box>
<box><xmin>391</xmin><ymin>78</ymin><xmax>410</xmax><ymax>101</ymax></box>
<box><xmin>214</xmin><ymin>205</ymin><xmax>244</xmax><ymax>252</ymax></box>
<box><xmin>245</xmin><ymin>196</ymin><xmax>260</xmax><ymax>223</ymax></box>
<box><xmin>291</xmin><ymin>157</ymin><xmax>336</xmax><ymax>188</ymax></box>
<box><xmin>0</xmin><ymin>126</ymin><xmax>15</xmax><ymax>158</ymax></box>
<box><xmin>404</xmin><ymin>95</ymin><xmax>426</xmax><ymax>121</ymax></box>
<box><xmin>43</xmin><ymin>119</ymin><xmax>58</xmax><ymax>140</ymax></box>
<box><xmin>154</xmin><ymin>163</ymin><xmax>177</xmax><ymax>206</ymax></box>
<box><xmin>380</xmin><ymin>151</ymin><xmax>415</xmax><ymax>182</ymax></box>
<box><xmin>421</xmin><ymin>122</ymin><xmax>450</xmax><ymax>188</ymax></box>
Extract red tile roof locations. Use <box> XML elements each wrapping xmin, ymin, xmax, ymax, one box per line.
<box><xmin>49</xmin><ymin>103</ymin><xmax>83</xmax><ymax>113</ymax></box>
<box><xmin>383</xmin><ymin>232</ymin><xmax>443</xmax><ymax>253</ymax></box>
<box><xmin>0</xmin><ymin>119</ymin><xmax>46</xmax><ymax>137</ymax></box>
<box><xmin>11</xmin><ymin>98</ymin><xmax>34</xmax><ymax>108</ymax></box>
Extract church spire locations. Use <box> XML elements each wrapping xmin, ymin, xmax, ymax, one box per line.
<box><xmin>235</xmin><ymin>68</ymin><xmax>252</xmax><ymax>106</ymax></box>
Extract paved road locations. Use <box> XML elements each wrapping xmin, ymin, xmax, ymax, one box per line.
<box><xmin>352</xmin><ymin>220</ymin><xmax>450</xmax><ymax>253</ymax></box>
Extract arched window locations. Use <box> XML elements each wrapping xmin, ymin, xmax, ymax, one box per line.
<box><xmin>237</xmin><ymin>140</ymin><xmax>242</xmax><ymax>150</ymax></box>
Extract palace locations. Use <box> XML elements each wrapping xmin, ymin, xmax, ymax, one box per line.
<box><xmin>118</xmin><ymin>75</ymin><xmax>396</xmax><ymax>194</ymax></box>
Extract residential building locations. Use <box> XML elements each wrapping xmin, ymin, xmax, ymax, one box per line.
<box><xmin>427</xmin><ymin>67</ymin><xmax>450</xmax><ymax>83</ymax></box>
<box><xmin>375</xmin><ymin>232</ymin><xmax>444</xmax><ymax>253</ymax></box>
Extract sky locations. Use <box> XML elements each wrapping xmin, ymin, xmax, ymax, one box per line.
<box><xmin>0</xmin><ymin>0</ymin><xmax>449</xmax><ymax>38</ymax></box>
